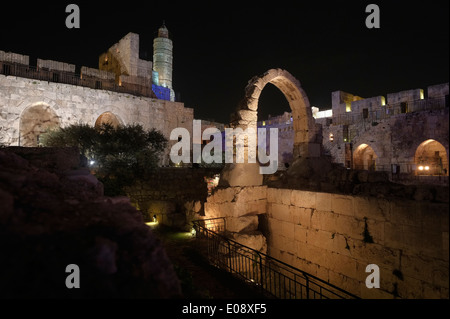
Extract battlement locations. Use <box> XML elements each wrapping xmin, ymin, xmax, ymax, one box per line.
<box><xmin>0</xmin><ymin>31</ymin><xmax>173</xmax><ymax>101</ymax></box>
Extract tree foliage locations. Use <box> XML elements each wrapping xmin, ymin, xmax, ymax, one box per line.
<box><xmin>42</xmin><ymin>123</ymin><xmax>167</xmax><ymax>196</ymax></box>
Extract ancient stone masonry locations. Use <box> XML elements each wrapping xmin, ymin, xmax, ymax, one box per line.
<box><xmin>265</xmin><ymin>188</ymin><xmax>449</xmax><ymax>299</ymax></box>
<box><xmin>202</xmin><ymin>68</ymin><xmax>449</xmax><ymax>299</ymax></box>
<box><xmin>258</xmin><ymin>82</ymin><xmax>449</xmax><ymax>186</ymax></box>
<box><xmin>0</xmin><ymin>28</ymin><xmax>192</xmax><ymax>166</ymax></box>
<box><xmin>126</xmin><ymin>167</ymin><xmax>221</xmax><ymax>230</ymax></box>
<box><xmin>204</xmin><ymin>186</ymin><xmax>269</xmax><ymax>253</ymax></box>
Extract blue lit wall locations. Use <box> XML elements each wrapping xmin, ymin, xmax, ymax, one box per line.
<box><xmin>152</xmin><ymin>84</ymin><xmax>171</xmax><ymax>101</ymax></box>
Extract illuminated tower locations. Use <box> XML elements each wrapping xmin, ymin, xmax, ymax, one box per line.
<box><xmin>153</xmin><ymin>23</ymin><xmax>175</xmax><ymax>101</ymax></box>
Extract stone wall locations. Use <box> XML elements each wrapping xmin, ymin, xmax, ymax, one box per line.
<box><xmin>265</xmin><ymin>187</ymin><xmax>449</xmax><ymax>299</ymax></box>
<box><xmin>0</xmin><ymin>74</ymin><xmax>194</xmax><ymax>165</ymax></box>
<box><xmin>321</xmin><ymin>108</ymin><xmax>449</xmax><ymax>177</ymax></box>
<box><xmin>127</xmin><ymin>167</ymin><xmax>221</xmax><ymax>229</ymax></box>
<box><xmin>203</xmin><ymin>183</ymin><xmax>449</xmax><ymax>298</ymax></box>
<box><xmin>37</xmin><ymin>59</ymin><xmax>76</xmax><ymax>73</ymax></box>
<box><xmin>0</xmin><ymin>50</ymin><xmax>29</xmax><ymax>65</ymax></box>
<box><xmin>204</xmin><ymin>186</ymin><xmax>268</xmax><ymax>253</ymax></box>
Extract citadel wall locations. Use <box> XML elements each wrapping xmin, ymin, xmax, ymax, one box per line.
<box><xmin>0</xmin><ymin>73</ymin><xmax>193</xmax><ymax>165</ymax></box>
<box><xmin>204</xmin><ymin>185</ymin><xmax>449</xmax><ymax>298</ymax></box>
<box><xmin>257</xmin><ymin>83</ymin><xmax>449</xmax><ymax>185</ymax></box>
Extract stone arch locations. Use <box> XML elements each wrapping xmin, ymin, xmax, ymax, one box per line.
<box><xmin>233</xmin><ymin>69</ymin><xmax>317</xmax><ymax>159</ymax></box>
<box><xmin>414</xmin><ymin>139</ymin><xmax>448</xmax><ymax>176</ymax></box>
<box><xmin>353</xmin><ymin>143</ymin><xmax>378</xmax><ymax>171</ymax></box>
<box><xmin>94</xmin><ymin>111</ymin><xmax>123</xmax><ymax>129</ymax></box>
<box><xmin>19</xmin><ymin>103</ymin><xmax>60</xmax><ymax>146</ymax></box>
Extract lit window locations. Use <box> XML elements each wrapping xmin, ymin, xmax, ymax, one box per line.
<box><xmin>329</xmin><ymin>133</ymin><xmax>334</xmax><ymax>142</ymax></box>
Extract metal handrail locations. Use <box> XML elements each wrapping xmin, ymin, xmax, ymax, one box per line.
<box><xmin>192</xmin><ymin>219</ymin><xmax>360</xmax><ymax>299</ymax></box>
<box><xmin>0</xmin><ymin>61</ymin><xmax>154</xmax><ymax>98</ymax></box>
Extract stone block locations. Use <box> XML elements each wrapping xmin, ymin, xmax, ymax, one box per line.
<box><xmin>234</xmin><ymin>186</ymin><xmax>267</xmax><ymax>203</ymax></box>
<box><xmin>327</xmin><ymin>270</ymin><xmax>364</xmax><ymax>298</ymax></box>
<box><xmin>331</xmin><ymin>194</ymin><xmax>354</xmax><ymax>217</ymax></box>
<box><xmin>289</xmin><ymin>205</ymin><xmax>311</xmax><ymax>226</ymax></box>
<box><xmin>269</xmin><ymin>203</ymin><xmax>290</xmax><ymax>221</ymax></box>
<box><xmin>281</xmin><ymin>220</ymin><xmax>295</xmax><ymax>240</ymax></box>
<box><xmin>266</xmin><ymin>187</ymin><xmax>278</xmax><ymax>204</ymax></box>
<box><xmin>219</xmin><ymin>163</ymin><xmax>263</xmax><ymax>187</ymax></box>
<box><xmin>245</xmin><ymin>199</ymin><xmax>267</xmax><ymax>215</ymax></box>
<box><xmin>306</xmin><ymin>229</ymin><xmax>335</xmax><ymax>252</ymax></box>
<box><xmin>267</xmin><ymin>217</ymin><xmax>282</xmax><ymax>236</ymax></box>
<box><xmin>226</xmin><ymin>215</ymin><xmax>259</xmax><ymax>233</ymax></box>
<box><xmin>204</xmin><ymin>202</ymin><xmax>232</xmax><ymax>218</ymax></box>
<box><xmin>388</xmin><ymin>200</ymin><xmax>422</xmax><ymax>226</ymax></box>
<box><xmin>316</xmin><ymin>192</ymin><xmax>332</xmax><ymax>211</ymax></box>
<box><xmin>383</xmin><ymin>221</ymin><xmax>406</xmax><ymax>250</ymax></box>
<box><xmin>290</xmin><ymin>190</ymin><xmax>316</xmax><ymax>208</ymax></box>
<box><xmin>353</xmin><ymin>196</ymin><xmax>389</xmax><ymax>222</ymax></box>
<box><xmin>333</xmin><ymin>214</ymin><xmax>364</xmax><ymax>240</ymax></box>
<box><xmin>294</xmin><ymin>224</ymin><xmax>307</xmax><ymax>243</ymax></box>
<box><xmin>279</xmin><ymin>189</ymin><xmax>292</xmax><ymax>206</ymax></box>
<box><xmin>310</xmin><ymin>210</ymin><xmax>338</xmax><ymax>232</ymax></box>
<box><xmin>326</xmin><ymin>253</ymin><xmax>359</xmax><ymax>279</ymax></box>
<box><xmin>352</xmin><ymin>242</ymin><xmax>400</xmax><ymax>270</ymax></box>
<box><xmin>394</xmin><ymin>274</ymin><xmax>425</xmax><ymax>299</ymax></box>
<box><xmin>209</xmin><ymin>187</ymin><xmax>238</xmax><ymax>203</ymax></box>
<box><xmin>230</xmin><ymin>231</ymin><xmax>267</xmax><ymax>254</ymax></box>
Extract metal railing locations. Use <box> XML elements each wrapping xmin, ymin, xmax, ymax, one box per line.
<box><xmin>0</xmin><ymin>61</ymin><xmax>154</xmax><ymax>98</ymax></box>
<box><xmin>192</xmin><ymin>218</ymin><xmax>359</xmax><ymax>299</ymax></box>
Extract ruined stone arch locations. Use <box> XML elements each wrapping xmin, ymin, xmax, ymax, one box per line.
<box><xmin>414</xmin><ymin>139</ymin><xmax>449</xmax><ymax>176</ymax></box>
<box><xmin>353</xmin><ymin>143</ymin><xmax>379</xmax><ymax>171</ymax></box>
<box><xmin>19</xmin><ymin>103</ymin><xmax>60</xmax><ymax>146</ymax></box>
<box><xmin>233</xmin><ymin>69</ymin><xmax>318</xmax><ymax>159</ymax></box>
<box><xmin>221</xmin><ymin>69</ymin><xmax>319</xmax><ymax>187</ymax></box>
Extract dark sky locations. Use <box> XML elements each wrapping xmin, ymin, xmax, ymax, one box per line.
<box><xmin>1</xmin><ymin>1</ymin><xmax>448</xmax><ymax>123</ymax></box>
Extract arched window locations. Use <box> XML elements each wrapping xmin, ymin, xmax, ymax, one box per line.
<box><xmin>414</xmin><ymin>139</ymin><xmax>448</xmax><ymax>176</ymax></box>
<box><xmin>95</xmin><ymin>112</ymin><xmax>121</xmax><ymax>129</ymax></box>
<box><xmin>353</xmin><ymin>144</ymin><xmax>378</xmax><ymax>171</ymax></box>
<box><xmin>20</xmin><ymin>104</ymin><xmax>60</xmax><ymax>146</ymax></box>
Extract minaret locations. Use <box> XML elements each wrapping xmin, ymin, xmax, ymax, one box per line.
<box><xmin>153</xmin><ymin>22</ymin><xmax>175</xmax><ymax>101</ymax></box>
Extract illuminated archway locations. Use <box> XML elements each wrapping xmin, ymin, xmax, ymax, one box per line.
<box><xmin>221</xmin><ymin>69</ymin><xmax>318</xmax><ymax>187</ymax></box>
<box><xmin>95</xmin><ymin>112</ymin><xmax>122</xmax><ymax>129</ymax></box>
<box><xmin>353</xmin><ymin>144</ymin><xmax>378</xmax><ymax>171</ymax></box>
<box><xmin>414</xmin><ymin>139</ymin><xmax>448</xmax><ymax>176</ymax></box>
<box><xmin>233</xmin><ymin>68</ymin><xmax>316</xmax><ymax>159</ymax></box>
<box><xmin>19</xmin><ymin>104</ymin><xmax>60</xmax><ymax>146</ymax></box>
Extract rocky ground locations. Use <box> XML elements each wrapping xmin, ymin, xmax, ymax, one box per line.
<box><xmin>0</xmin><ymin>147</ymin><xmax>181</xmax><ymax>298</ymax></box>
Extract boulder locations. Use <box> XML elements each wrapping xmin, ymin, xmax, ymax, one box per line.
<box><xmin>0</xmin><ymin>148</ymin><xmax>181</xmax><ymax>298</ymax></box>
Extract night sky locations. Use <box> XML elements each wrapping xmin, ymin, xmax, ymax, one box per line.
<box><xmin>1</xmin><ymin>1</ymin><xmax>448</xmax><ymax>123</ymax></box>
